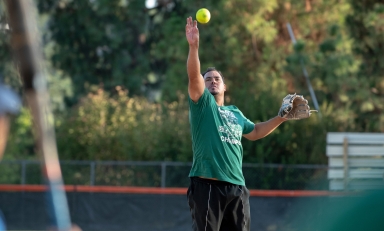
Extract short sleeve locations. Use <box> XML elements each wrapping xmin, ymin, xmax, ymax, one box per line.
<box><xmin>188</xmin><ymin>88</ymin><xmax>212</xmax><ymax>114</ymax></box>
<box><xmin>242</xmin><ymin>117</ymin><xmax>255</xmax><ymax>135</ymax></box>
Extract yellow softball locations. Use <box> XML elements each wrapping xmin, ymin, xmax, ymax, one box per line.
<box><xmin>196</xmin><ymin>8</ymin><xmax>211</xmax><ymax>24</ymax></box>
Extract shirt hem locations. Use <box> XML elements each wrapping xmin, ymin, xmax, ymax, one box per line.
<box><xmin>188</xmin><ymin>172</ymin><xmax>245</xmax><ymax>186</ymax></box>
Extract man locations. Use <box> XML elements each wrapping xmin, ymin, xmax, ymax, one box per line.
<box><xmin>0</xmin><ymin>84</ymin><xmax>84</xmax><ymax>231</ymax></box>
<box><xmin>185</xmin><ymin>16</ymin><xmax>313</xmax><ymax>231</ymax></box>
<box><xmin>0</xmin><ymin>83</ymin><xmax>21</xmax><ymax>231</ymax></box>
<box><xmin>0</xmin><ymin>83</ymin><xmax>21</xmax><ymax>159</ymax></box>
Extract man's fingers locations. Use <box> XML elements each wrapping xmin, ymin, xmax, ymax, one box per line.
<box><xmin>186</xmin><ymin>17</ymin><xmax>198</xmax><ymax>30</ymax></box>
<box><xmin>186</xmin><ymin>17</ymin><xmax>192</xmax><ymax>32</ymax></box>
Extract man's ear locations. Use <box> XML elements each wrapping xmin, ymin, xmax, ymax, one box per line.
<box><xmin>224</xmin><ymin>84</ymin><xmax>226</xmax><ymax>92</ymax></box>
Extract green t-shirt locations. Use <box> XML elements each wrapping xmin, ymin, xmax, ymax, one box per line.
<box><xmin>188</xmin><ymin>88</ymin><xmax>255</xmax><ymax>185</ymax></box>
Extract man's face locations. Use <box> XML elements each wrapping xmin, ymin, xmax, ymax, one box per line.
<box><xmin>204</xmin><ymin>71</ymin><xmax>226</xmax><ymax>95</ymax></box>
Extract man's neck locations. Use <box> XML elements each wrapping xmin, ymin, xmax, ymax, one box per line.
<box><xmin>214</xmin><ymin>95</ymin><xmax>224</xmax><ymax>106</ymax></box>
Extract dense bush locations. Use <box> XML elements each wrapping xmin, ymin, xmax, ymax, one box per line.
<box><xmin>55</xmin><ymin>87</ymin><xmax>192</xmax><ymax>161</ymax></box>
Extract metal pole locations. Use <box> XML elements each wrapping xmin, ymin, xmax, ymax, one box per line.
<box><xmin>286</xmin><ymin>23</ymin><xmax>321</xmax><ymax>118</ymax></box>
<box><xmin>343</xmin><ymin>137</ymin><xmax>349</xmax><ymax>190</ymax></box>
<box><xmin>90</xmin><ymin>161</ymin><xmax>95</xmax><ymax>186</ymax></box>
<box><xmin>4</xmin><ymin>1</ymin><xmax>71</xmax><ymax>230</ymax></box>
<box><xmin>21</xmin><ymin>160</ymin><xmax>26</xmax><ymax>185</ymax></box>
<box><xmin>161</xmin><ymin>162</ymin><xmax>166</xmax><ymax>188</ymax></box>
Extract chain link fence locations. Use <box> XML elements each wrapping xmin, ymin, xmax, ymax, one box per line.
<box><xmin>0</xmin><ymin>160</ymin><xmax>329</xmax><ymax>190</ymax></box>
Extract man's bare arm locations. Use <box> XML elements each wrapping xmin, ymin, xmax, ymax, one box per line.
<box><xmin>243</xmin><ymin>116</ymin><xmax>287</xmax><ymax>141</ymax></box>
<box><xmin>186</xmin><ymin>17</ymin><xmax>205</xmax><ymax>102</ymax></box>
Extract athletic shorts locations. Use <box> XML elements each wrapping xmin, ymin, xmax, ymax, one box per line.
<box><xmin>187</xmin><ymin>177</ymin><xmax>251</xmax><ymax>231</ymax></box>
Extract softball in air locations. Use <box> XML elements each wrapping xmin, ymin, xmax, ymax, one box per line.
<box><xmin>196</xmin><ymin>8</ymin><xmax>211</xmax><ymax>24</ymax></box>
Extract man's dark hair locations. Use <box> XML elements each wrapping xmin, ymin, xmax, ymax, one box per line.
<box><xmin>202</xmin><ymin>67</ymin><xmax>224</xmax><ymax>82</ymax></box>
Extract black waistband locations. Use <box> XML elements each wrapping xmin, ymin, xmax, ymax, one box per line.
<box><xmin>190</xmin><ymin>177</ymin><xmax>235</xmax><ymax>185</ymax></box>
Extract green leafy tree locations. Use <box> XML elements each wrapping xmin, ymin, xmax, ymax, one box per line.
<box><xmin>345</xmin><ymin>0</ymin><xmax>384</xmax><ymax>131</ymax></box>
<box><xmin>37</xmin><ymin>0</ymin><xmax>150</xmax><ymax>103</ymax></box>
<box><xmin>5</xmin><ymin>0</ymin><xmax>381</xmax><ymax>167</ymax></box>
<box><xmin>286</xmin><ymin>0</ymin><xmax>384</xmax><ymax>133</ymax></box>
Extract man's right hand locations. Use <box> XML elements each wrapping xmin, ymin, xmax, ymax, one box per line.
<box><xmin>186</xmin><ymin>17</ymin><xmax>199</xmax><ymax>47</ymax></box>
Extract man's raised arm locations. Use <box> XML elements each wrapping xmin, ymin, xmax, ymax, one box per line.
<box><xmin>185</xmin><ymin>17</ymin><xmax>205</xmax><ymax>102</ymax></box>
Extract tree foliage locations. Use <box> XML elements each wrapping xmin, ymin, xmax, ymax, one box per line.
<box><xmin>37</xmin><ymin>0</ymin><xmax>150</xmax><ymax>103</ymax></box>
<box><xmin>2</xmin><ymin>0</ymin><xmax>383</xmax><ymax>166</ymax></box>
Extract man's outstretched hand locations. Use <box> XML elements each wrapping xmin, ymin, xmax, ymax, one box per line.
<box><xmin>186</xmin><ymin>16</ymin><xmax>199</xmax><ymax>47</ymax></box>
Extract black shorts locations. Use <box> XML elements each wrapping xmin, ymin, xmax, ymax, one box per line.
<box><xmin>187</xmin><ymin>177</ymin><xmax>251</xmax><ymax>231</ymax></box>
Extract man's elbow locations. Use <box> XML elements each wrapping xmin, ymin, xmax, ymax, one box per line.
<box><xmin>243</xmin><ymin>133</ymin><xmax>260</xmax><ymax>141</ymax></box>
<box><xmin>245</xmin><ymin>127</ymin><xmax>260</xmax><ymax>141</ymax></box>
<box><xmin>249</xmin><ymin>136</ymin><xmax>261</xmax><ymax>141</ymax></box>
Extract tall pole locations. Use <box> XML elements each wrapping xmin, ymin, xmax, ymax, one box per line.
<box><xmin>4</xmin><ymin>1</ymin><xmax>72</xmax><ymax>230</ymax></box>
<box><xmin>286</xmin><ymin>23</ymin><xmax>321</xmax><ymax>118</ymax></box>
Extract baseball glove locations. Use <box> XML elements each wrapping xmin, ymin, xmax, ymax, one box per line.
<box><xmin>278</xmin><ymin>93</ymin><xmax>316</xmax><ymax>120</ymax></box>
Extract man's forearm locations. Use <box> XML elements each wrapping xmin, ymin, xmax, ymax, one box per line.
<box><xmin>187</xmin><ymin>45</ymin><xmax>201</xmax><ymax>80</ymax></box>
<box><xmin>255</xmin><ymin>116</ymin><xmax>286</xmax><ymax>139</ymax></box>
<box><xmin>246</xmin><ymin>116</ymin><xmax>286</xmax><ymax>141</ymax></box>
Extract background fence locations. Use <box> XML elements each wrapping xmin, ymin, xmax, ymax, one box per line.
<box><xmin>4</xmin><ymin>160</ymin><xmax>383</xmax><ymax>231</ymax></box>
<box><xmin>0</xmin><ymin>160</ymin><xmax>329</xmax><ymax>190</ymax></box>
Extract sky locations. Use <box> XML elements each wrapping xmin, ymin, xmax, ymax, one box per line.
<box><xmin>145</xmin><ymin>0</ymin><xmax>157</xmax><ymax>8</ymax></box>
